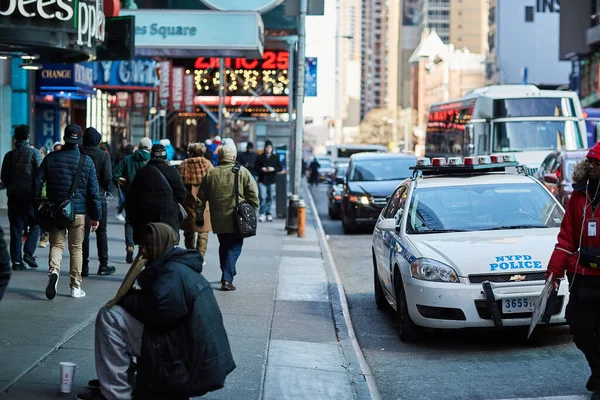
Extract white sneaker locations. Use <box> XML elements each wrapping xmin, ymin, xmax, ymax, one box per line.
<box><xmin>71</xmin><ymin>287</ymin><xmax>86</xmax><ymax>298</ymax></box>
<box><xmin>115</xmin><ymin>213</ymin><xmax>126</xmax><ymax>222</ymax></box>
<box><xmin>258</xmin><ymin>214</ymin><xmax>266</xmax><ymax>222</ymax></box>
<box><xmin>203</xmin><ymin>261</ymin><xmax>207</xmax><ymax>266</ymax></box>
<box><xmin>266</xmin><ymin>215</ymin><xmax>273</xmax><ymax>222</ymax></box>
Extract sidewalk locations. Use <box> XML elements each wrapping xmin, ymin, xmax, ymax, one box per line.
<box><xmin>0</xmin><ymin>188</ymin><xmax>373</xmax><ymax>399</ymax></box>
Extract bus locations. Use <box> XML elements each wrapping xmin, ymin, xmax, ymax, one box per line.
<box><xmin>326</xmin><ymin>144</ymin><xmax>388</xmax><ymax>165</ymax></box>
<box><xmin>424</xmin><ymin>85</ymin><xmax>587</xmax><ymax>175</ymax></box>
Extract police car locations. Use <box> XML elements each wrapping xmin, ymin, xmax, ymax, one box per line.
<box><xmin>372</xmin><ymin>155</ymin><xmax>568</xmax><ymax>341</ymax></box>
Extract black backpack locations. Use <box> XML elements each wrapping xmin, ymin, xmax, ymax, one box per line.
<box><xmin>232</xmin><ymin>165</ymin><xmax>257</xmax><ymax>239</ymax></box>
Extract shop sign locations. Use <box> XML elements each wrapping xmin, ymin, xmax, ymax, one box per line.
<box><xmin>115</xmin><ymin>92</ymin><xmax>130</xmax><ymax>108</ymax></box>
<box><xmin>158</xmin><ymin>60</ymin><xmax>171</xmax><ymax>108</ymax></box>
<box><xmin>133</xmin><ymin>92</ymin><xmax>147</xmax><ymax>110</ymax></box>
<box><xmin>94</xmin><ymin>59</ymin><xmax>159</xmax><ymax>88</ymax></box>
<box><xmin>171</xmin><ymin>67</ymin><xmax>184</xmax><ymax>111</ymax></box>
<box><xmin>184</xmin><ymin>74</ymin><xmax>194</xmax><ymax>112</ymax></box>
<box><xmin>0</xmin><ymin>0</ymin><xmax>105</xmax><ymax>48</ymax></box>
<box><xmin>35</xmin><ymin>103</ymin><xmax>59</xmax><ymax>150</ymax></box>
<box><xmin>38</xmin><ymin>63</ymin><xmax>94</xmax><ymax>92</ymax></box>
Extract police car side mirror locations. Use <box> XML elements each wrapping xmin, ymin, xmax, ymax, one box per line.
<box><xmin>377</xmin><ymin>218</ymin><xmax>397</xmax><ymax>232</ymax></box>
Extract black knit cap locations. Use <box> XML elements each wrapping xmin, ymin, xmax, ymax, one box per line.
<box><xmin>151</xmin><ymin>144</ymin><xmax>167</xmax><ymax>160</ymax></box>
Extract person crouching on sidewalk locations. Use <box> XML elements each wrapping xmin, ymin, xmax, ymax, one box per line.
<box><xmin>196</xmin><ymin>146</ymin><xmax>259</xmax><ymax>291</ymax></box>
<box><xmin>546</xmin><ymin>142</ymin><xmax>600</xmax><ymax>399</ymax></box>
<box><xmin>77</xmin><ymin>223</ymin><xmax>235</xmax><ymax>400</ymax></box>
<box><xmin>178</xmin><ymin>142</ymin><xmax>214</xmax><ymax>261</ymax></box>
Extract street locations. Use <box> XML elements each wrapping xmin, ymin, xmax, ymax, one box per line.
<box><xmin>309</xmin><ymin>183</ymin><xmax>591</xmax><ymax>400</ymax></box>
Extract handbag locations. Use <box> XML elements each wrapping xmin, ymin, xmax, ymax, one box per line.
<box><xmin>36</xmin><ymin>155</ymin><xmax>86</xmax><ymax>231</ymax></box>
<box><xmin>150</xmin><ymin>165</ymin><xmax>188</xmax><ymax>221</ymax></box>
<box><xmin>232</xmin><ymin>164</ymin><xmax>257</xmax><ymax>238</ymax></box>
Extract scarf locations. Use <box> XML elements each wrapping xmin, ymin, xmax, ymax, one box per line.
<box><xmin>108</xmin><ymin>223</ymin><xmax>179</xmax><ymax>307</ymax></box>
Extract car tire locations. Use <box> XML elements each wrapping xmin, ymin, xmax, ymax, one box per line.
<box><xmin>373</xmin><ymin>250</ymin><xmax>387</xmax><ymax>310</ymax></box>
<box><xmin>394</xmin><ymin>271</ymin><xmax>421</xmax><ymax>342</ymax></box>
<box><xmin>331</xmin><ymin>205</ymin><xmax>341</xmax><ymax>220</ymax></box>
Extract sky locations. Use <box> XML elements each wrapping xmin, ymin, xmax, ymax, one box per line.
<box><xmin>303</xmin><ymin>0</ymin><xmax>337</xmax><ymax>121</ymax></box>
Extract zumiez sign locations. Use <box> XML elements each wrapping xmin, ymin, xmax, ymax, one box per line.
<box><xmin>0</xmin><ymin>0</ymin><xmax>105</xmax><ymax>48</ymax></box>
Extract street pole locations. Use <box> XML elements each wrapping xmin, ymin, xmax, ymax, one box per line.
<box><xmin>293</xmin><ymin>0</ymin><xmax>307</xmax><ymax>196</ymax></box>
<box><xmin>288</xmin><ymin>39</ymin><xmax>296</xmax><ymax>196</ymax></box>
<box><xmin>218</xmin><ymin>57</ymin><xmax>225</xmax><ymax>138</ymax></box>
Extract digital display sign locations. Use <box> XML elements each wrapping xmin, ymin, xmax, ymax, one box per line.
<box><xmin>190</xmin><ymin>50</ymin><xmax>290</xmax><ymax>97</ymax></box>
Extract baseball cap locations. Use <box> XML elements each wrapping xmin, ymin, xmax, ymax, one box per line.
<box><xmin>139</xmin><ymin>137</ymin><xmax>152</xmax><ymax>150</ymax></box>
<box><xmin>64</xmin><ymin>124</ymin><xmax>83</xmax><ymax>145</ymax></box>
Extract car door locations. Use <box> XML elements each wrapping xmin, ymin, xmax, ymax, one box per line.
<box><xmin>378</xmin><ymin>186</ymin><xmax>407</xmax><ymax>294</ymax></box>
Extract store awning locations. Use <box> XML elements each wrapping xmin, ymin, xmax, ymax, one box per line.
<box><xmin>120</xmin><ymin>10</ymin><xmax>264</xmax><ymax>59</ymax></box>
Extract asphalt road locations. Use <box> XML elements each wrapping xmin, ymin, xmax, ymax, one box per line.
<box><xmin>309</xmin><ymin>184</ymin><xmax>590</xmax><ymax>400</ymax></box>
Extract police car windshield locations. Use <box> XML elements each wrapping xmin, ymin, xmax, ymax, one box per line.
<box><xmin>406</xmin><ymin>183</ymin><xmax>563</xmax><ymax>234</ymax></box>
<box><xmin>349</xmin><ymin>158</ymin><xmax>415</xmax><ymax>182</ymax></box>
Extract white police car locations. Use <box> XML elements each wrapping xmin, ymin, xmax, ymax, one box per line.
<box><xmin>372</xmin><ymin>155</ymin><xmax>568</xmax><ymax>341</ymax></box>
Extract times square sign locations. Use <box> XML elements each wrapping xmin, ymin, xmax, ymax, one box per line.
<box><xmin>0</xmin><ymin>0</ymin><xmax>105</xmax><ymax>48</ymax></box>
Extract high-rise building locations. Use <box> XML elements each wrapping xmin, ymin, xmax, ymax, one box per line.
<box><xmin>450</xmin><ymin>0</ymin><xmax>488</xmax><ymax>53</ymax></box>
<box><xmin>416</xmin><ymin>0</ymin><xmax>451</xmax><ymax>44</ymax></box>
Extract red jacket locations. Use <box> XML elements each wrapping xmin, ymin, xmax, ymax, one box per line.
<box><xmin>547</xmin><ymin>188</ymin><xmax>600</xmax><ymax>278</ymax></box>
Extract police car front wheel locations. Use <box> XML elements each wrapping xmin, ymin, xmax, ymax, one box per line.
<box><xmin>373</xmin><ymin>251</ymin><xmax>387</xmax><ymax>310</ymax></box>
<box><xmin>394</xmin><ymin>272</ymin><xmax>421</xmax><ymax>342</ymax></box>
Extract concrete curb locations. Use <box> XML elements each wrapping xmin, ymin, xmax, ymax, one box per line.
<box><xmin>304</xmin><ymin>185</ymin><xmax>382</xmax><ymax>400</ymax></box>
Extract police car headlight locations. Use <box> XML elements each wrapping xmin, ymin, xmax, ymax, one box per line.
<box><xmin>411</xmin><ymin>258</ymin><xmax>459</xmax><ymax>283</ymax></box>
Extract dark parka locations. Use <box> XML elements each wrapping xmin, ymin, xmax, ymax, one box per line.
<box><xmin>120</xmin><ymin>248</ymin><xmax>235</xmax><ymax>399</ymax></box>
<box><xmin>0</xmin><ymin>226</ymin><xmax>11</xmax><ymax>301</ymax></box>
<box><xmin>112</xmin><ymin>149</ymin><xmax>150</xmax><ymax>197</ymax></box>
<box><xmin>80</xmin><ymin>128</ymin><xmax>111</xmax><ymax>196</ymax></box>
<box><xmin>255</xmin><ymin>152</ymin><xmax>282</xmax><ymax>185</ymax></box>
<box><xmin>1</xmin><ymin>141</ymin><xmax>43</xmax><ymax>202</ymax></box>
<box><xmin>126</xmin><ymin>159</ymin><xmax>187</xmax><ymax>243</ymax></box>
<box><xmin>33</xmin><ymin>145</ymin><xmax>102</xmax><ymax>221</ymax></box>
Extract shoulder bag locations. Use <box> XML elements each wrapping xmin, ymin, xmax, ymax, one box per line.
<box><xmin>150</xmin><ymin>164</ymin><xmax>188</xmax><ymax>221</ymax></box>
<box><xmin>37</xmin><ymin>155</ymin><xmax>86</xmax><ymax>231</ymax></box>
<box><xmin>232</xmin><ymin>164</ymin><xmax>257</xmax><ymax>238</ymax></box>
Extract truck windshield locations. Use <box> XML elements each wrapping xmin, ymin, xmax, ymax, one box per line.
<box><xmin>493</xmin><ymin>120</ymin><xmax>583</xmax><ymax>152</ymax></box>
<box><xmin>406</xmin><ymin>183</ymin><xmax>563</xmax><ymax>234</ymax></box>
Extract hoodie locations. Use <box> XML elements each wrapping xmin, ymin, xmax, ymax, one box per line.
<box><xmin>113</xmin><ymin>149</ymin><xmax>151</xmax><ymax>196</ymax></box>
<box><xmin>81</xmin><ymin>127</ymin><xmax>111</xmax><ymax>195</ymax></box>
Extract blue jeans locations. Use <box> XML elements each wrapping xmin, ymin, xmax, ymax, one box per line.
<box><xmin>217</xmin><ymin>233</ymin><xmax>243</xmax><ymax>283</ymax></box>
<box><xmin>259</xmin><ymin>183</ymin><xmax>275</xmax><ymax>216</ymax></box>
<box><xmin>7</xmin><ymin>199</ymin><xmax>40</xmax><ymax>264</ymax></box>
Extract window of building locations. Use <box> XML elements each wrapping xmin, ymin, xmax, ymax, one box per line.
<box><xmin>525</xmin><ymin>6</ymin><xmax>534</xmax><ymax>22</ymax></box>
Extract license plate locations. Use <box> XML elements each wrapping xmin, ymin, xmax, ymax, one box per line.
<box><xmin>502</xmin><ymin>297</ymin><xmax>536</xmax><ymax>314</ymax></box>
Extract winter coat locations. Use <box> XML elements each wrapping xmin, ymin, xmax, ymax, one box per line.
<box><xmin>127</xmin><ymin>159</ymin><xmax>187</xmax><ymax>244</ymax></box>
<box><xmin>33</xmin><ymin>145</ymin><xmax>102</xmax><ymax>221</ymax></box>
<box><xmin>255</xmin><ymin>152</ymin><xmax>282</xmax><ymax>185</ymax></box>
<box><xmin>237</xmin><ymin>151</ymin><xmax>258</xmax><ymax>176</ymax></box>
<box><xmin>112</xmin><ymin>149</ymin><xmax>150</xmax><ymax>197</ymax></box>
<box><xmin>0</xmin><ymin>141</ymin><xmax>43</xmax><ymax>202</ymax></box>
<box><xmin>0</xmin><ymin>226</ymin><xmax>11</xmax><ymax>301</ymax></box>
<box><xmin>178</xmin><ymin>157</ymin><xmax>214</xmax><ymax>233</ymax></box>
<box><xmin>120</xmin><ymin>248</ymin><xmax>236</xmax><ymax>399</ymax></box>
<box><xmin>547</xmin><ymin>159</ymin><xmax>600</xmax><ymax>278</ymax></box>
<box><xmin>80</xmin><ymin>128</ymin><xmax>112</xmax><ymax>196</ymax></box>
<box><xmin>197</xmin><ymin>159</ymin><xmax>259</xmax><ymax>234</ymax></box>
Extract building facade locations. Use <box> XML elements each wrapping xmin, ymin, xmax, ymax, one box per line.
<box><xmin>487</xmin><ymin>0</ymin><xmax>569</xmax><ymax>87</ymax></box>
<box><xmin>416</xmin><ymin>0</ymin><xmax>451</xmax><ymax>44</ymax></box>
<box><xmin>449</xmin><ymin>0</ymin><xmax>488</xmax><ymax>53</ymax></box>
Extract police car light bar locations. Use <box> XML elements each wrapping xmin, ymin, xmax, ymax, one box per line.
<box><xmin>410</xmin><ymin>155</ymin><xmax>520</xmax><ymax>175</ymax></box>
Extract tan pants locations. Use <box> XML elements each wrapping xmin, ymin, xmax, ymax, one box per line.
<box><xmin>184</xmin><ymin>231</ymin><xmax>209</xmax><ymax>259</ymax></box>
<box><xmin>49</xmin><ymin>214</ymin><xmax>86</xmax><ymax>289</ymax></box>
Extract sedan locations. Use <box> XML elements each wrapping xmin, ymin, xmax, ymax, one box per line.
<box><xmin>535</xmin><ymin>150</ymin><xmax>586</xmax><ymax>207</ymax></box>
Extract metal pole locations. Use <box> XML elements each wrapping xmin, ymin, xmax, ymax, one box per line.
<box><xmin>162</xmin><ymin>114</ymin><xmax>167</xmax><ymax>139</ymax></box>
<box><xmin>288</xmin><ymin>39</ymin><xmax>296</xmax><ymax>197</ymax></box>
<box><xmin>403</xmin><ymin>122</ymin><xmax>409</xmax><ymax>153</ymax></box>
<box><xmin>218</xmin><ymin>57</ymin><xmax>225</xmax><ymax>137</ymax></box>
<box><xmin>293</xmin><ymin>0</ymin><xmax>307</xmax><ymax>196</ymax></box>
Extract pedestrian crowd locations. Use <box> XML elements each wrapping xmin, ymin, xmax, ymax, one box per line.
<box><xmin>0</xmin><ymin>123</ymin><xmax>283</xmax><ymax>399</ymax></box>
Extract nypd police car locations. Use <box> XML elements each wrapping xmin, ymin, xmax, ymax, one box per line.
<box><xmin>372</xmin><ymin>155</ymin><xmax>568</xmax><ymax>341</ymax></box>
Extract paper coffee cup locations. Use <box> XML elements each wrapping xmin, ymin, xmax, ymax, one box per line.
<box><xmin>59</xmin><ymin>362</ymin><xmax>77</xmax><ymax>393</ymax></box>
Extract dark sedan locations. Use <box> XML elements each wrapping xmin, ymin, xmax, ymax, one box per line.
<box><xmin>327</xmin><ymin>162</ymin><xmax>349</xmax><ymax>219</ymax></box>
<box><xmin>341</xmin><ymin>153</ymin><xmax>416</xmax><ymax>234</ymax></box>
<box><xmin>536</xmin><ymin>150</ymin><xmax>587</xmax><ymax>207</ymax></box>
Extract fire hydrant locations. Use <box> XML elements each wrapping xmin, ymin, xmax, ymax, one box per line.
<box><xmin>297</xmin><ymin>200</ymin><xmax>306</xmax><ymax>238</ymax></box>
<box><xmin>286</xmin><ymin>195</ymin><xmax>300</xmax><ymax>235</ymax></box>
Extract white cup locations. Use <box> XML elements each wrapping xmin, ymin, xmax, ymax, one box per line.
<box><xmin>59</xmin><ymin>362</ymin><xmax>77</xmax><ymax>393</ymax></box>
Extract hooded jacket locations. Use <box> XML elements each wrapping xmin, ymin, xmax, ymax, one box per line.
<box><xmin>0</xmin><ymin>140</ymin><xmax>43</xmax><ymax>201</ymax></box>
<box><xmin>112</xmin><ymin>149</ymin><xmax>151</xmax><ymax>197</ymax></box>
<box><xmin>80</xmin><ymin>128</ymin><xmax>111</xmax><ymax>196</ymax></box>
<box><xmin>120</xmin><ymin>248</ymin><xmax>235</xmax><ymax>398</ymax></box>
<box><xmin>126</xmin><ymin>159</ymin><xmax>187</xmax><ymax>243</ymax></box>
<box><xmin>547</xmin><ymin>159</ymin><xmax>600</xmax><ymax>278</ymax></box>
<box><xmin>33</xmin><ymin>145</ymin><xmax>102</xmax><ymax>221</ymax></box>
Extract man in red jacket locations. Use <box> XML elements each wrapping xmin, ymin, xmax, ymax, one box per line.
<box><xmin>547</xmin><ymin>141</ymin><xmax>600</xmax><ymax>398</ymax></box>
